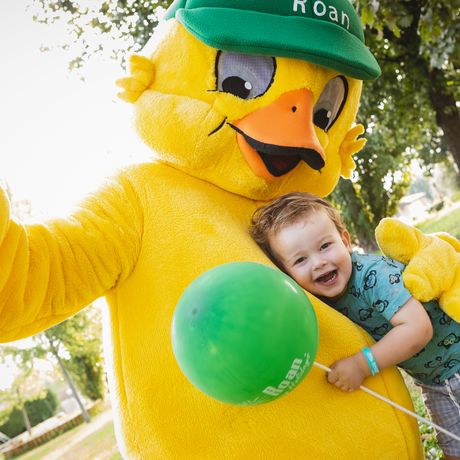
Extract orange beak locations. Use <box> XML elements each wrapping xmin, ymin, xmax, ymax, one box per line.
<box><xmin>230</xmin><ymin>89</ymin><xmax>325</xmax><ymax>180</ymax></box>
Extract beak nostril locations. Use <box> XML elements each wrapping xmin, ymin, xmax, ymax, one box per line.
<box><xmin>291</xmin><ymin>106</ymin><xmax>297</xmax><ymax>113</ymax></box>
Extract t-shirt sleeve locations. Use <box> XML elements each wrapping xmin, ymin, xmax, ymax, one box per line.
<box><xmin>361</xmin><ymin>257</ymin><xmax>412</xmax><ymax>322</ymax></box>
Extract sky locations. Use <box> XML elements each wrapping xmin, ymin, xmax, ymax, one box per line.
<box><xmin>0</xmin><ymin>0</ymin><xmax>152</xmax><ymax>389</ymax></box>
<box><xmin>0</xmin><ymin>0</ymin><xmax>151</xmax><ymax>219</ymax></box>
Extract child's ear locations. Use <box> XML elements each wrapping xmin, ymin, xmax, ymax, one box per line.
<box><xmin>341</xmin><ymin>229</ymin><xmax>352</xmax><ymax>251</ymax></box>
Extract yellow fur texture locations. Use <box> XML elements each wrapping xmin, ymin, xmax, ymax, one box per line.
<box><xmin>0</xmin><ymin>21</ymin><xmax>423</xmax><ymax>459</ymax></box>
<box><xmin>376</xmin><ymin>218</ymin><xmax>460</xmax><ymax>322</ymax></box>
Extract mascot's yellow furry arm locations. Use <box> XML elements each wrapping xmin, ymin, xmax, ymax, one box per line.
<box><xmin>2</xmin><ymin>0</ymin><xmax>453</xmax><ymax>458</ymax></box>
<box><xmin>376</xmin><ymin>218</ymin><xmax>460</xmax><ymax>322</ymax></box>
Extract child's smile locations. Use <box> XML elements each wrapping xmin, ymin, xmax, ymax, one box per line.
<box><xmin>269</xmin><ymin>210</ymin><xmax>353</xmax><ymax>300</ymax></box>
<box><xmin>315</xmin><ymin>269</ymin><xmax>339</xmax><ymax>285</ymax></box>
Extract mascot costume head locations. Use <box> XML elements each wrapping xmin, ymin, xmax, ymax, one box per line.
<box><xmin>6</xmin><ymin>0</ymin><xmax>460</xmax><ymax>458</ymax></box>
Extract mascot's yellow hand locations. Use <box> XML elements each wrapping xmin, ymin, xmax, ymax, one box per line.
<box><xmin>376</xmin><ymin>218</ymin><xmax>460</xmax><ymax>322</ymax></box>
<box><xmin>435</xmin><ymin>232</ymin><xmax>460</xmax><ymax>252</ymax></box>
<box><xmin>116</xmin><ymin>54</ymin><xmax>155</xmax><ymax>103</ymax></box>
<box><xmin>0</xmin><ymin>187</ymin><xmax>10</xmax><ymax>244</ymax></box>
<box><xmin>339</xmin><ymin>124</ymin><xmax>366</xmax><ymax>178</ymax></box>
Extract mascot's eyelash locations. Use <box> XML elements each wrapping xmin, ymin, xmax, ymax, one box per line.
<box><xmin>208</xmin><ymin>117</ymin><xmax>227</xmax><ymax>136</ymax></box>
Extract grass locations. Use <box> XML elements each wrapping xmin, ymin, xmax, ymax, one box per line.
<box><xmin>403</xmin><ymin>373</ymin><xmax>444</xmax><ymax>460</ymax></box>
<box><xmin>10</xmin><ymin>412</ymin><xmax>121</xmax><ymax>460</ymax></box>
<box><xmin>61</xmin><ymin>421</ymin><xmax>121</xmax><ymax>460</ymax></box>
<box><xmin>451</xmin><ymin>190</ymin><xmax>460</xmax><ymax>202</ymax></box>
<box><xmin>417</xmin><ymin>206</ymin><xmax>460</xmax><ymax>239</ymax></box>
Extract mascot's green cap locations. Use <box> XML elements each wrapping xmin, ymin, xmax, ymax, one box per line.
<box><xmin>164</xmin><ymin>0</ymin><xmax>380</xmax><ymax>80</ymax></box>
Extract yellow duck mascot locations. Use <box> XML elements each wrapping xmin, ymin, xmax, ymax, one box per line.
<box><xmin>4</xmin><ymin>0</ymin><xmax>456</xmax><ymax>457</ymax></box>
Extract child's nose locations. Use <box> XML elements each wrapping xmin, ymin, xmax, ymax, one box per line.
<box><xmin>312</xmin><ymin>256</ymin><xmax>327</xmax><ymax>270</ymax></box>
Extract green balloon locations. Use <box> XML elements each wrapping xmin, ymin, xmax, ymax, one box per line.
<box><xmin>172</xmin><ymin>262</ymin><xmax>318</xmax><ymax>405</ymax></box>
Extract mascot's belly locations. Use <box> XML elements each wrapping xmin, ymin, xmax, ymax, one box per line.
<box><xmin>104</xmin><ymin>163</ymin><xmax>422</xmax><ymax>459</ymax></box>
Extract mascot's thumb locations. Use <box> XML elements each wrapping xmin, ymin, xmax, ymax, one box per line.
<box><xmin>434</xmin><ymin>232</ymin><xmax>460</xmax><ymax>253</ymax></box>
<box><xmin>375</xmin><ymin>218</ymin><xmax>420</xmax><ymax>264</ymax></box>
<box><xmin>402</xmin><ymin>268</ymin><xmax>437</xmax><ymax>303</ymax></box>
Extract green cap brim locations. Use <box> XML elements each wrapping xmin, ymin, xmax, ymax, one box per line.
<box><xmin>173</xmin><ymin>8</ymin><xmax>380</xmax><ymax>80</ymax></box>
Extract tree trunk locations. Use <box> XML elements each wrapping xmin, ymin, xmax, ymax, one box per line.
<box><xmin>427</xmin><ymin>67</ymin><xmax>460</xmax><ymax>174</ymax></box>
<box><xmin>16</xmin><ymin>388</ymin><xmax>32</xmax><ymax>436</ymax></box>
<box><xmin>20</xmin><ymin>405</ymin><xmax>32</xmax><ymax>436</ymax></box>
<box><xmin>47</xmin><ymin>338</ymin><xmax>91</xmax><ymax>423</ymax></box>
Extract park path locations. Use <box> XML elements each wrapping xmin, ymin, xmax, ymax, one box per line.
<box><xmin>41</xmin><ymin>409</ymin><xmax>114</xmax><ymax>460</ymax></box>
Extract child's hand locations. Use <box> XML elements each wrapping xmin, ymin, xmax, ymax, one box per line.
<box><xmin>327</xmin><ymin>354</ymin><xmax>368</xmax><ymax>392</ymax></box>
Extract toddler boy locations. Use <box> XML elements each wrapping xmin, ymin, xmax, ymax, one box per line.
<box><xmin>250</xmin><ymin>192</ymin><xmax>460</xmax><ymax>459</ymax></box>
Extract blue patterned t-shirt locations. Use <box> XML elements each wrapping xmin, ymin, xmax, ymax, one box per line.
<box><xmin>329</xmin><ymin>252</ymin><xmax>460</xmax><ymax>385</ymax></box>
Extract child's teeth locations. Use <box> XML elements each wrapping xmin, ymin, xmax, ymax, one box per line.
<box><xmin>319</xmin><ymin>271</ymin><xmax>335</xmax><ymax>282</ymax></box>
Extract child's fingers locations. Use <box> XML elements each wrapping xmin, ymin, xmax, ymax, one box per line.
<box><xmin>327</xmin><ymin>367</ymin><xmax>339</xmax><ymax>384</ymax></box>
<box><xmin>334</xmin><ymin>380</ymin><xmax>350</xmax><ymax>392</ymax></box>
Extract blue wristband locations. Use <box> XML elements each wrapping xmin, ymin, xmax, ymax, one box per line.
<box><xmin>362</xmin><ymin>347</ymin><xmax>379</xmax><ymax>376</ymax></box>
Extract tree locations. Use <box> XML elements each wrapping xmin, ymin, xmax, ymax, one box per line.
<box><xmin>0</xmin><ymin>386</ymin><xmax>58</xmax><ymax>438</ymax></box>
<box><xmin>0</xmin><ymin>306</ymin><xmax>105</xmax><ymax>427</ymax></box>
<box><xmin>31</xmin><ymin>0</ymin><xmax>173</xmax><ymax>69</ymax></box>
<box><xmin>44</xmin><ymin>331</ymin><xmax>91</xmax><ymax>423</ymax></box>
<box><xmin>330</xmin><ymin>0</ymin><xmax>459</xmax><ymax>248</ymax></box>
<box><xmin>28</xmin><ymin>0</ymin><xmax>459</xmax><ymax>247</ymax></box>
<box><xmin>0</xmin><ymin>364</ymin><xmax>46</xmax><ymax>436</ymax></box>
<box><xmin>357</xmin><ymin>0</ymin><xmax>459</xmax><ymax>171</ymax></box>
<box><xmin>38</xmin><ymin>306</ymin><xmax>106</xmax><ymax>402</ymax></box>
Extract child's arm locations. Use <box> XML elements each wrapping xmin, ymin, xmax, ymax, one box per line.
<box><xmin>327</xmin><ymin>297</ymin><xmax>433</xmax><ymax>391</ymax></box>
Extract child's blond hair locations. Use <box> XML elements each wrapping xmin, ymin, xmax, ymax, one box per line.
<box><xmin>250</xmin><ymin>192</ymin><xmax>347</xmax><ymax>268</ymax></box>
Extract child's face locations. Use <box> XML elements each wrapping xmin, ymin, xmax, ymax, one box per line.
<box><xmin>269</xmin><ymin>210</ymin><xmax>353</xmax><ymax>300</ymax></box>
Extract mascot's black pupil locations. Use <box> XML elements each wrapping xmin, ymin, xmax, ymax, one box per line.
<box><xmin>313</xmin><ymin>109</ymin><xmax>330</xmax><ymax>130</ymax></box>
<box><xmin>222</xmin><ymin>76</ymin><xmax>251</xmax><ymax>99</ymax></box>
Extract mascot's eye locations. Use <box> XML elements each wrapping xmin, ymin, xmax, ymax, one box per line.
<box><xmin>216</xmin><ymin>51</ymin><xmax>275</xmax><ymax>99</ymax></box>
<box><xmin>313</xmin><ymin>76</ymin><xmax>348</xmax><ymax>132</ymax></box>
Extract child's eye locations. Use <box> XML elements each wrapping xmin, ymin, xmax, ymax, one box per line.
<box><xmin>320</xmin><ymin>242</ymin><xmax>331</xmax><ymax>250</ymax></box>
<box><xmin>294</xmin><ymin>257</ymin><xmax>307</xmax><ymax>266</ymax></box>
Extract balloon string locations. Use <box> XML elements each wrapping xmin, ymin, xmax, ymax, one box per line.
<box><xmin>313</xmin><ymin>361</ymin><xmax>460</xmax><ymax>443</ymax></box>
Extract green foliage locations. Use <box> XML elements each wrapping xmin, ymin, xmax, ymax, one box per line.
<box><xmin>64</xmin><ymin>353</ymin><xmax>105</xmax><ymax>401</ymax></box>
<box><xmin>356</xmin><ymin>0</ymin><xmax>459</xmax><ymax>167</ymax></box>
<box><xmin>25</xmin><ymin>389</ymin><xmax>59</xmax><ymax>427</ymax></box>
<box><xmin>29</xmin><ymin>0</ymin><xmax>459</xmax><ymax>244</ymax></box>
<box><xmin>0</xmin><ymin>389</ymin><xmax>58</xmax><ymax>438</ymax></box>
<box><xmin>328</xmin><ymin>0</ymin><xmax>459</xmax><ymax>248</ymax></box>
<box><xmin>329</xmin><ymin>127</ymin><xmax>413</xmax><ymax>250</ymax></box>
<box><xmin>32</xmin><ymin>0</ymin><xmax>174</xmax><ymax>68</ymax></box>
<box><xmin>403</xmin><ymin>373</ymin><xmax>443</xmax><ymax>459</ymax></box>
<box><xmin>1</xmin><ymin>306</ymin><xmax>105</xmax><ymax>406</ymax></box>
<box><xmin>0</xmin><ymin>407</ymin><xmax>25</xmax><ymax>438</ymax></box>
<box><xmin>0</xmin><ymin>351</ymin><xmax>49</xmax><ymax>430</ymax></box>
<box><xmin>42</xmin><ymin>307</ymin><xmax>106</xmax><ymax>401</ymax></box>
<box><xmin>329</xmin><ymin>178</ymin><xmax>377</xmax><ymax>251</ymax></box>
